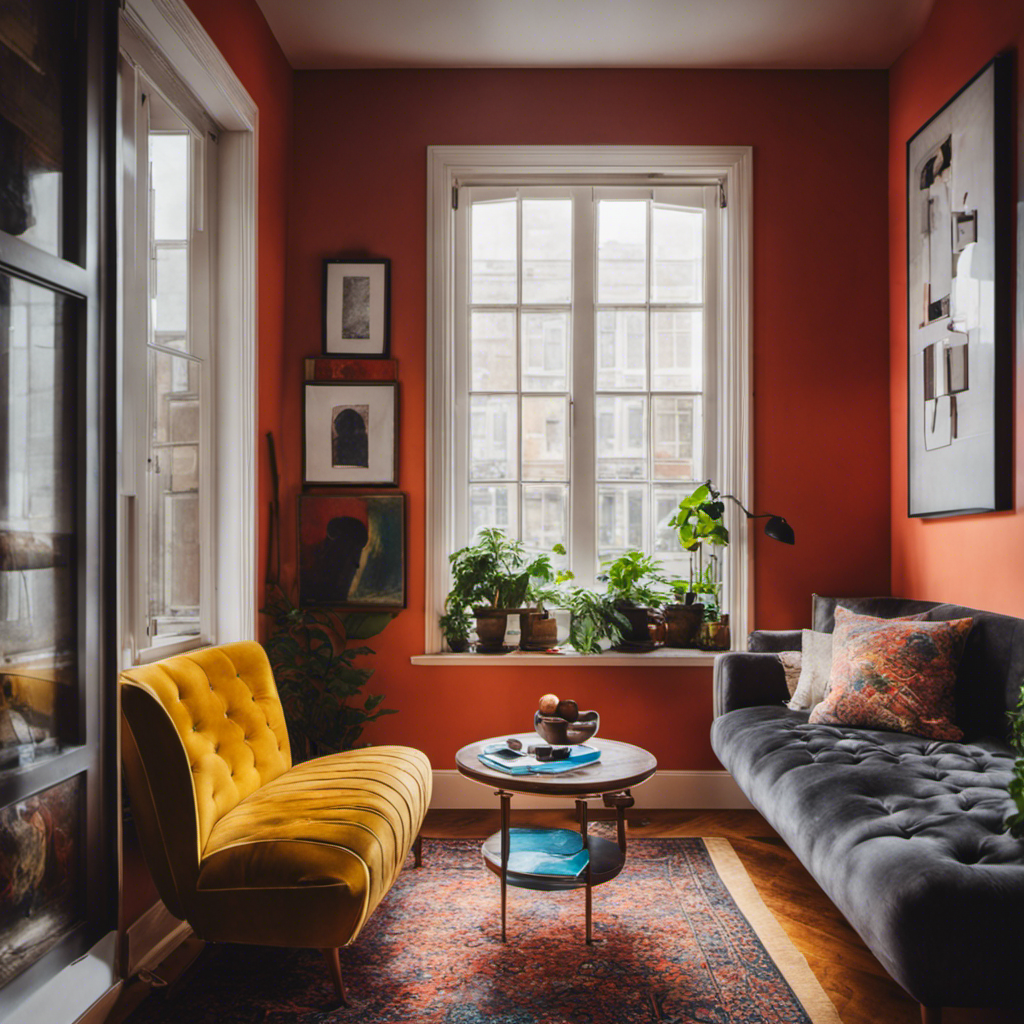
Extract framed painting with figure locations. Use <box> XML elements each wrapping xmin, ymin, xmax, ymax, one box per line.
<box><xmin>298</xmin><ymin>493</ymin><xmax>406</xmax><ymax>609</ymax></box>
<box><xmin>906</xmin><ymin>54</ymin><xmax>1012</xmax><ymax>517</ymax></box>
<box><xmin>323</xmin><ymin>258</ymin><xmax>390</xmax><ymax>357</ymax></box>
<box><xmin>303</xmin><ymin>381</ymin><xmax>398</xmax><ymax>485</ymax></box>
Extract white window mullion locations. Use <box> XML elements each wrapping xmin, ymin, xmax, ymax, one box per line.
<box><xmin>570</xmin><ymin>187</ymin><xmax>596</xmax><ymax>587</ymax></box>
<box><xmin>452</xmin><ymin>197</ymin><xmax>470</xmax><ymax>550</ymax></box>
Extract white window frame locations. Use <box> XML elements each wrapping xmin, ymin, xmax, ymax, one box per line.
<box><xmin>118</xmin><ymin>0</ymin><xmax>257</xmax><ymax>666</ymax></box>
<box><xmin>423</xmin><ymin>146</ymin><xmax>752</xmax><ymax>659</ymax></box>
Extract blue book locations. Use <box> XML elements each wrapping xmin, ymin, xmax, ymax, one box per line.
<box><xmin>503</xmin><ymin>828</ymin><xmax>589</xmax><ymax>877</ymax></box>
<box><xmin>478</xmin><ymin>742</ymin><xmax>601</xmax><ymax>775</ymax></box>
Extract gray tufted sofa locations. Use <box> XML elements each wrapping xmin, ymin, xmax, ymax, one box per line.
<box><xmin>711</xmin><ymin>596</ymin><xmax>1023</xmax><ymax>1024</ymax></box>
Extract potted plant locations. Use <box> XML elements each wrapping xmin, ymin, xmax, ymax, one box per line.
<box><xmin>447</xmin><ymin>528</ymin><xmax>555</xmax><ymax>651</ymax></box>
<box><xmin>559</xmin><ymin>585</ymin><xmax>631</xmax><ymax>654</ymax></box>
<box><xmin>518</xmin><ymin>544</ymin><xmax>573</xmax><ymax>650</ymax></box>
<box><xmin>669</xmin><ymin>482</ymin><xmax>731</xmax><ymax>650</ymax></box>
<box><xmin>663</xmin><ymin>579</ymin><xmax>705</xmax><ymax>648</ymax></box>
<box><xmin>599</xmin><ymin>549</ymin><xmax>672</xmax><ymax>648</ymax></box>
<box><xmin>438</xmin><ymin>605</ymin><xmax>472</xmax><ymax>652</ymax></box>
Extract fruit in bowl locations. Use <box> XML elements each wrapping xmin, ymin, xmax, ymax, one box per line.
<box><xmin>533</xmin><ymin>693</ymin><xmax>599</xmax><ymax>745</ymax></box>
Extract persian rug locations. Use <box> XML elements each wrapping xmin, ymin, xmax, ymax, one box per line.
<box><xmin>127</xmin><ymin>836</ymin><xmax>840</xmax><ymax>1024</ymax></box>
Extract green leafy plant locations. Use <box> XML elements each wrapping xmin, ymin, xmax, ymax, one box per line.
<box><xmin>260</xmin><ymin>431</ymin><xmax>395</xmax><ymax>758</ymax></box>
<box><xmin>447</xmin><ymin>527</ymin><xmax>561</xmax><ymax>611</ymax></box>
<box><xmin>560</xmin><ymin>586</ymin><xmax>630</xmax><ymax>655</ymax></box>
<box><xmin>438</xmin><ymin>606</ymin><xmax>472</xmax><ymax>648</ymax></box>
<box><xmin>668</xmin><ymin>481</ymin><xmax>730</xmax><ymax>621</ymax></box>
<box><xmin>599</xmin><ymin>549</ymin><xmax>671</xmax><ymax>609</ymax></box>
<box><xmin>1005</xmin><ymin>684</ymin><xmax>1024</xmax><ymax>837</ymax></box>
<box><xmin>261</xmin><ymin>583</ymin><xmax>396</xmax><ymax>758</ymax></box>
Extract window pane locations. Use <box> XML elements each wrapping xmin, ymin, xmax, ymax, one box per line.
<box><xmin>652</xmin><ymin>395</ymin><xmax>701</xmax><ymax>481</ymax></box>
<box><xmin>470</xmin><ymin>483</ymin><xmax>518</xmax><ymax>539</ymax></box>
<box><xmin>652</xmin><ymin>310</ymin><xmax>703</xmax><ymax>391</ymax></box>
<box><xmin>522</xmin><ymin>396</ymin><xmax>567</xmax><ymax>481</ymax></box>
<box><xmin>0</xmin><ymin>274</ymin><xmax>80</xmax><ymax>769</ymax></box>
<box><xmin>151</xmin><ymin>133</ymin><xmax>189</xmax><ymax>241</ymax></box>
<box><xmin>148</xmin><ymin>349</ymin><xmax>200</xmax><ymax>639</ymax></box>
<box><xmin>521</xmin><ymin>311</ymin><xmax>568</xmax><ymax>392</ymax></box>
<box><xmin>597</xmin><ymin>484</ymin><xmax>647</xmax><ymax>562</ymax></box>
<box><xmin>154</xmin><ymin>246</ymin><xmax>187</xmax><ymax>335</ymax></box>
<box><xmin>522</xmin><ymin>199</ymin><xmax>571</xmax><ymax>304</ymax></box>
<box><xmin>652</xmin><ymin>205</ymin><xmax>703</xmax><ymax>303</ymax></box>
<box><xmin>470</xmin><ymin>394</ymin><xmax>517</xmax><ymax>480</ymax></box>
<box><xmin>652</xmin><ymin>485</ymin><xmax>692</xmax><ymax>576</ymax></box>
<box><xmin>597</xmin><ymin>201</ymin><xmax>646</xmax><ymax>304</ymax></box>
<box><xmin>471</xmin><ymin>310</ymin><xmax>516</xmax><ymax>391</ymax></box>
<box><xmin>596</xmin><ymin>395</ymin><xmax>647</xmax><ymax>479</ymax></box>
<box><xmin>596</xmin><ymin>309</ymin><xmax>646</xmax><ymax>390</ymax></box>
<box><xmin>471</xmin><ymin>200</ymin><xmax>517</xmax><ymax>304</ymax></box>
<box><xmin>523</xmin><ymin>484</ymin><xmax>567</xmax><ymax>554</ymax></box>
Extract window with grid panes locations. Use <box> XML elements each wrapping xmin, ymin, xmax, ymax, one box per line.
<box><xmin>456</xmin><ymin>184</ymin><xmax>718</xmax><ymax>588</ymax></box>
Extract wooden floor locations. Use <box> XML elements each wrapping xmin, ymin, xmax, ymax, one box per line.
<box><xmin>107</xmin><ymin>809</ymin><xmax>1019</xmax><ymax>1024</ymax></box>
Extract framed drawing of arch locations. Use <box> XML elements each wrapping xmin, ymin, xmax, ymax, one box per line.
<box><xmin>906</xmin><ymin>53</ymin><xmax>1013</xmax><ymax>517</ymax></box>
<box><xmin>303</xmin><ymin>381</ymin><xmax>398</xmax><ymax>485</ymax></box>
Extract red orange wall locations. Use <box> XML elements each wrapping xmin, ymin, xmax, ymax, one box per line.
<box><xmin>889</xmin><ymin>0</ymin><xmax>1023</xmax><ymax>615</ymax></box>
<box><xmin>184</xmin><ymin>0</ymin><xmax>294</xmax><ymax>604</ymax></box>
<box><xmin>285</xmin><ymin>69</ymin><xmax>892</xmax><ymax>772</ymax></box>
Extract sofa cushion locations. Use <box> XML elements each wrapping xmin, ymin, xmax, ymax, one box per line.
<box><xmin>787</xmin><ymin>628</ymin><xmax>831</xmax><ymax>711</ymax></box>
<box><xmin>711</xmin><ymin>705</ymin><xmax>1022</xmax><ymax>1006</ymax></box>
<box><xmin>809</xmin><ymin>609</ymin><xmax>973</xmax><ymax>741</ymax></box>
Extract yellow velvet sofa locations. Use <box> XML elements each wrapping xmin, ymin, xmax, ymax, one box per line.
<box><xmin>120</xmin><ymin>641</ymin><xmax>430</xmax><ymax>1003</ymax></box>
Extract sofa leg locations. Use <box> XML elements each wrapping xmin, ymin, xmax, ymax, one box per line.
<box><xmin>920</xmin><ymin>1006</ymin><xmax>941</xmax><ymax>1024</ymax></box>
<box><xmin>320</xmin><ymin>947</ymin><xmax>348</xmax><ymax>1006</ymax></box>
<box><xmin>414</xmin><ymin>833</ymin><xmax>423</xmax><ymax>867</ymax></box>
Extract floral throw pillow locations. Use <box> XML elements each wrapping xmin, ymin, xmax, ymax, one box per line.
<box><xmin>808</xmin><ymin>607</ymin><xmax>973</xmax><ymax>741</ymax></box>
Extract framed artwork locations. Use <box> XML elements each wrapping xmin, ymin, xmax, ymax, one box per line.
<box><xmin>323</xmin><ymin>258</ymin><xmax>390</xmax><ymax>357</ymax></box>
<box><xmin>303</xmin><ymin>381</ymin><xmax>398</xmax><ymax>486</ymax></box>
<box><xmin>906</xmin><ymin>54</ymin><xmax>1013</xmax><ymax>517</ymax></box>
<box><xmin>298</xmin><ymin>493</ymin><xmax>406</xmax><ymax>609</ymax></box>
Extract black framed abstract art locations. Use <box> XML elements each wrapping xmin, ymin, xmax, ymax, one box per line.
<box><xmin>322</xmin><ymin>258</ymin><xmax>390</xmax><ymax>357</ymax></box>
<box><xmin>303</xmin><ymin>381</ymin><xmax>398</xmax><ymax>486</ymax></box>
<box><xmin>298</xmin><ymin>492</ymin><xmax>406</xmax><ymax>609</ymax></box>
<box><xmin>906</xmin><ymin>53</ymin><xmax>1013</xmax><ymax>517</ymax></box>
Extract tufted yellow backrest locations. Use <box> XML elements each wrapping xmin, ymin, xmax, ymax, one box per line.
<box><xmin>120</xmin><ymin>642</ymin><xmax>292</xmax><ymax>912</ymax></box>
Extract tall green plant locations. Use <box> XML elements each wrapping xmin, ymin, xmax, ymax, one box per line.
<box><xmin>600</xmin><ymin>550</ymin><xmax>671</xmax><ymax>608</ymax></box>
<box><xmin>448</xmin><ymin>527</ymin><xmax>558</xmax><ymax>610</ymax></box>
<box><xmin>262</xmin><ymin>585</ymin><xmax>396</xmax><ymax>756</ymax></box>
<box><xmin>261</xmin><ymin>431</ymin><xmax>395</xmax><ymax>757</ymax></box>
<box><xmin>1005</xmin><ymin>684</ymin><xmax>1024</xmax><ymax>837</ymax></box>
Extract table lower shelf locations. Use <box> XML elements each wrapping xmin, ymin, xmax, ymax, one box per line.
<box><xmin>481</xmin><ymin>827</ymin><xmax>625</xmax><ymax>891</ymax></box>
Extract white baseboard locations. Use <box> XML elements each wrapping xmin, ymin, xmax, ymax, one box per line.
<box><xmin>430</xmin><ymin>769</ymin><xmax>751</xmax><ymax>810</ymax></box>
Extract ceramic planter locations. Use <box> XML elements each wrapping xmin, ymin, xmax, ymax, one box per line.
<box><xmin>697</xmin><ymin>613</ymin><xmax>731</xmax><ymax>651</ymax></box>
<box><xmin>519</xmin><ymin>609</ymin><xmax>558</xmax><ymax>651</ymax></box>
<box><xmin>664</xmin><ymin>603</ymin><xmax>705</xmax><ymax>647</ymax></box>
<box><xmin>613</xmin><ymin>605</ymin><xmax>665</xmax><ymax>649</ymax></box>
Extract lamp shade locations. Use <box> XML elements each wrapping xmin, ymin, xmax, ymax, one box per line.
<box><xmin>764</xmin><ymin>516</ymin><xmax>795</xmax><ymax>545</ymax></box>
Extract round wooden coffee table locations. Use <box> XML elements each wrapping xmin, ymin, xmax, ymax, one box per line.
<box><xmin>455</xmin><ymin>733</ymin><xmax>657</xmax><ymax>944</ymax></box>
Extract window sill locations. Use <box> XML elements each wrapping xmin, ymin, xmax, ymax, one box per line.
<box><xmin>410</xmin><ymin>648</ymin><xmax>723</xmax><ymax>667</ymax></box>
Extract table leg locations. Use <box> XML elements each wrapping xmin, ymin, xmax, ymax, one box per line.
<box><xmin>499</xmin><ymin>791</ymin><xmax>511</xmax><ymax>942</ymax></box>
<box><xmin>602</xmin><ymin>789</ymin><xmax>635</xmax><ymax>854</ymax></box>
<box><xmin>576</xmin><ymin>797</ymin><xmax>592</xmax><ymax>944</ymax></box>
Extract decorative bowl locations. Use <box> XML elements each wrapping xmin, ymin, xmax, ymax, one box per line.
<box><xmin>534</xmin><ymin>709</ymin><xmax>600</xmax><ymax>746</ymax></box>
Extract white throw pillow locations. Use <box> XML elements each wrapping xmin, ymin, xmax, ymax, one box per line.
<box><xmin>777</xmin><ymin>651</ymin><xmax>802</xmax><ymax>697</ymax></box>
<box><xmin>788</xmin><ymin>629</ymin><xmax>833</xmax><ymax>711</ymax></box>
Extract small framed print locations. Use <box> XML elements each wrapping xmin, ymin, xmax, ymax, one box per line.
<box><xmin>303</xmin><ymin>381</ymin><xmax>398</xmax><ymax>486</ymax></box>
<box><xmin>323</xmin><ymin>258</ymin><xmax>390</xmax><ymax>357</ymax></box>
<box><xmin>298</xmin><ymin>492</ymin><xmax>406</xmax><ymax>609</ymax></box>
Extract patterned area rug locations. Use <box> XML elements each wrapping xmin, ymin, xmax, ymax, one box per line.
<box><xmin>127</xmin><ymin>836</ymin><xmax>840</xmax><ymax>1024</ymax></box>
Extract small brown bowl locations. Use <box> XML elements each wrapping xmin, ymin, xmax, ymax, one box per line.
<box><xmin>534</xmin><ymin>710</ymin><xmax>600</xmax><ymax>746</ymax></box>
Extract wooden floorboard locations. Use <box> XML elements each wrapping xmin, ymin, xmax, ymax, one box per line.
<box><xmin>106</xmin><ymin>809</ymin><xmax>1018</xmax><ymax>1024</ymax></box>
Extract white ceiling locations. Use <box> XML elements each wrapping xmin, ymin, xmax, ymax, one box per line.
<box><xmin>255</xmin><ymin>0</ymin><xmax>935</xmax><ymax>71</ymax></box>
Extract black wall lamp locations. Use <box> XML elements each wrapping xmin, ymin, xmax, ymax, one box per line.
<box><xmin>721</xmin><ymin>493</ymin><xmax>795</xmax><ymax>545</ymax></box>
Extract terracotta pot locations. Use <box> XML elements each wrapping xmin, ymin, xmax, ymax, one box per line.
<box><xmin>519</xmin><ymin>610</ymin><xmax>558</xmax><ymax>650</ymax></box>
<box><xmin>697</xmin><ymin>613</ymin><xmax>731</xmax><ymax>651</ymax></box>
<box><xmin>664</xmin><ymin>603</ymin><xmax>704</xmax><ymax>647</ymax></box>
<box><xmin>473</xmin><ymin>608</ymin><xmax>511</xmax><ymax>648</ymax></box>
